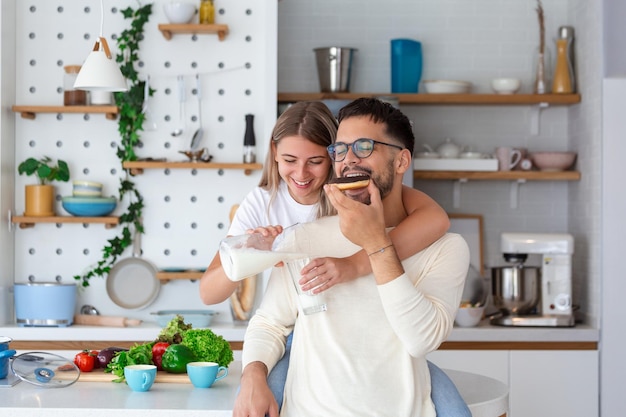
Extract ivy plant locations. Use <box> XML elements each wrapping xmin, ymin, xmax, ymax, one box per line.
<box><xmin>74</xmin><ymin>3</ymin><xmax>153</xmax><ymax>287</ymax></box>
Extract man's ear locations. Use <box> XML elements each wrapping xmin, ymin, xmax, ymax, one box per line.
<box><xmin>396</xmin><ymin>149</ymin><xmax>412</xmax><ymax>175</ymax></box>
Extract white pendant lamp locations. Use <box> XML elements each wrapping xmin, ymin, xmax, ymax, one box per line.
<box><xmin>74</xmin><ymin>0</ymin><xmax>128</xmax><ymax>92</ymax></box>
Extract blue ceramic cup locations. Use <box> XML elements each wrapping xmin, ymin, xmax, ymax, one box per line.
<box><xmin>391</xmin><ymin>39</ymin><xmax>423</xmax><ymax>93</ymax></box>
<box><xmin>187</xmin><ymin>361</ymin><xmax>228</xmax><ymax>388</ymax></box>
<box><xmin>124</xmin><ymin>364</ymin><xmax>157</xmax><ymax>392</ymax></box>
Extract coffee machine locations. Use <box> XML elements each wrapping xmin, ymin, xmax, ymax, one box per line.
<box><xmin>491</xmin><ymin>232</ymin><xmax>575</xmax><ymax>327</ymax></box>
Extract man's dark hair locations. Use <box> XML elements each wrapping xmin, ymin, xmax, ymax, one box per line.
<box><xmin>337</xmin><ymin>98</ymin><xmax>414</xmax><ymax>156</ymax></box>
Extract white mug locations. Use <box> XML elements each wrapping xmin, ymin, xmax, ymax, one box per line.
<box><xmin>495</xmin><ymin>147</ymin><xmax>522</xmax><ymax>171</ymax></box>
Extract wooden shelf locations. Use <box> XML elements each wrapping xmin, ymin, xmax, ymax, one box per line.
<box><xmin>277</xmin><ymin>92</ymin><xmax>581</xmax><ymax>106</ymax></box>
<box><xmin>156</xmin><ymin>271</ymin><xmax>203</xmax><ymax>282</ymax></box>
<box><xmin>157</xmin><ymin>23</ymin><xmax>229</xmax><ymax>41</ymax></box>
<box><xmin>12</xmin><ymin>105</ymin><xmax>119</xmax><ymax>120</ymax></box>
<box><xmin>11</xmin><ymin>215</ymin><xmax>119</xmax><ymax>229</ymax></box>
<box><xmin>413</xmin><ymin>170</ymin><xmax>581</xmax><ymax>181</ymax></box>
<box><xmin>122</xmin><ymin>161</ymin><xmax>263</xmax><ymax>175</ymax></box>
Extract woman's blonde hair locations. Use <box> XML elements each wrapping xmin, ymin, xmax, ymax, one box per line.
<box><xmin>259</xmin><ymin>101</ymin><xmax>338</xmax><ymax>219</ymax></box>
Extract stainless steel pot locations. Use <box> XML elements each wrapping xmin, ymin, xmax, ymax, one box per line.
<box><xmin>491</xmin><ymin>265</ymin><xmax>540</xmax><ymax>315</ymax></box>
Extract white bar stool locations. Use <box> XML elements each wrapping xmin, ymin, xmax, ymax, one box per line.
<box><xmin>445</xmin><ymin>369</ymin><xmax>509</xmax><ymax>417</ymax></box>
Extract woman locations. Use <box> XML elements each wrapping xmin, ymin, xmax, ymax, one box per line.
<box><xmin>199</xmin><ymin>101</ymin><xmax>469</xmax><ymax>416</ymax></box>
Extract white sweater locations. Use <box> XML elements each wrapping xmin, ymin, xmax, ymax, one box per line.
<box><xmin>242</xmin><ymin>216</ymin><xmax>470</xmax><ymax>417</ymax></box>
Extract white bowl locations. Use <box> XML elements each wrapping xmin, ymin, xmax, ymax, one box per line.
<box><xmin>423</xmin><ymin>80</ymin><xmax>472</xmax><ymax>94</ymax></box>
<box><xmin>415</xmin><ymin>151</ymin><xmax>440</xmax><ymax>159</ymax></box>
<box><xmin>151</xmin><ymin>310</ymin><xmax>217</xmax><ymax>328</ymax></box>
<box><xmin>455</xmin><ymin>305</ymin><xmax>485</xmax><ymax>327</ymax></box>
<box><xmin>163</xmin><ymin>2</ymin><xmax>196</xmax><ymax>24</ymax></box>
<box><xmin>530</xmin><ymin>151</ymin><xmax>577</xmax><ymax>171</ymax></box>
<box><xmin>491</xmin><ymin>78</ymin><xmax>521</xmax><ymax>94</ymax></box>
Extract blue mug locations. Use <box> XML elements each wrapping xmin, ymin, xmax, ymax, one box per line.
<box><xmin>187</xmin><ymin>361</ymin><xmax>228</xmax><ymax>388</ymax></box>
<box><xmin>124</xmin><ymin>364</ymin><xmax>157</xmax><ymax>392</ymax></box>
<box><xmin>391</xmin><ymin>39</ymin><xmax>423</xmax><ymax>93</ymax></box>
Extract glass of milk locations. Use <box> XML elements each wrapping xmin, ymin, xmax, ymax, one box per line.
<box><xmin>285</xmin><ymin>257</ymin><xmax>327</xmax><ymax>315</ymax></box>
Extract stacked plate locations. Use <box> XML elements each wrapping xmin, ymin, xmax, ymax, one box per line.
<box><xmin>62</xmin><ymin>180</ymin><xmax>117</xmax><ymax>217</ymax></box>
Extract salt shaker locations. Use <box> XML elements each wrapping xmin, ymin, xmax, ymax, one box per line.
<box><xmin>243</xmin><ymin>114</ymin><xmax>256</xmax><ymax>163</ymax></box>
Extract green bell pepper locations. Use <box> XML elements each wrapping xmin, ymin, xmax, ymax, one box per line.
<box><xmin>161</xmin><ymin>344</ymin><xmax>197</xmax><ymax>373</ymax></box>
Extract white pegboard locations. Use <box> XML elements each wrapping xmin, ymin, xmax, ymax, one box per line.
<box><xmin>12</xmin><ymin>0</ymin><xmax>277</xmax><ymax>322</ymax></box>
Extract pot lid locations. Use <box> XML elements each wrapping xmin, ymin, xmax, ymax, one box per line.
<box><xmin>11</xmin><ymin>352</ymin><xmax>80</xmax><ymax>388</ymax></box>
<box><xmin>0</xmin><ymin>336</ymin><xmax>12</xmax><ymax>344</ymax></box>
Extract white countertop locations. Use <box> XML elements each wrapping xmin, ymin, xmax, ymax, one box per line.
<box><xmin>0</xmin><ymin>361</ymin><xmax>508</xmax><ymax>417</ymax></box>
<box><xmin>0</xmin><ymin>320</ymin><xmax>599</xmax><ymax>343</ymax></box>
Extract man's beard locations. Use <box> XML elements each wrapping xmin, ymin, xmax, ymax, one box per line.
<box><xmin>343</xmin><ymin>160</ymin><xmax>395</xmax><ymax>205</ymax></box>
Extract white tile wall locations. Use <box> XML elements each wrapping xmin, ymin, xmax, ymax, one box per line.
<box><xmin>278</xmin><ymin>0</ymin><xmax>602</xmax><ymax>326</ymax></box>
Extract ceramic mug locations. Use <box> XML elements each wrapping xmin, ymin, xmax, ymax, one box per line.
<box><xmin>495</xmin><ymin>147</ymin><xmax>522</xmax><ymax>171</ymax></box>
<box><xmin>124</xmin><ymin>364</ymin><xmax>157</xmax><ymax>392</ymax></box>
<box><xmin>187</xmin><ymin>362</ymin><xmax>228</xmax><ymax>388</ymax></box>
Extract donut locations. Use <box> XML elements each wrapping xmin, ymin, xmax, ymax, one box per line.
<box><xmin>329</xmin><ymin>176</ymin><xmax>370</xmax><ymax>190</ymax></box>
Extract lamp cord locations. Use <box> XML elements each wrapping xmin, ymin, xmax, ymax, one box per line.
<box><xmin>99</xmin><ymin>0</ymin><xmax>104</xmax><ymax>38</ymax></box>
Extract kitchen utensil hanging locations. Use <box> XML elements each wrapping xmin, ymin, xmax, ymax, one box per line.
<box><xmin>171</xmin><ymin>75</ymin><xmax>185</xmax><ymax>137</ymax></box>
<box><xmin>106</xmin><ymin>221</ymin><xmax>160</xmax><ymax>310</ymax></box>
<box><xmin>190</xmin><ymin>73</ymin><xmax>204</xmax><ymax>150</ymax></box>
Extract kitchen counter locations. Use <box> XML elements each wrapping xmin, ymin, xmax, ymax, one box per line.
<box><xmin>0</xmin><ymin>320</ymin><xmax>599</xmax><ymax>350</ymax></box>
<box><xmin>0</xmin><ymin>361</ymin><xmax>508</xmax><ymax>417</ymax></box>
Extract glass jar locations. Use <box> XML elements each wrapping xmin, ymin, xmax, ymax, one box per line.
<box><xmin>63</xmin><ymin>65</ymin><xmax>87</xmax><ymax>106</ymax></box>
<box><xmin>199</xmin><ymin>0</ymin><xmax>215</xmax><ymax>24</ymax></box>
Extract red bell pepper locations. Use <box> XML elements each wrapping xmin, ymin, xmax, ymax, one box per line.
<box><xmin>152</xmin><ymin>342</ymin><xmax>170</xmax><ymax>371</ymax></box>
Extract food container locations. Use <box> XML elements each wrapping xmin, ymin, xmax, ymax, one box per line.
<box><xmin>63</xmin><ymin>65</ymin><xmax>87</xmax><ymax>105</ymax></box>
<box><xmin>151</xmin><ymin>310</ymin><xmax>217</xmax><ymax>328</ymax></box>
<box><xmin>14</xmin><ymin>282</ymin><xmax>77</xmax><ymax>327</ymax></box>
<box><xmin>455</xmin><ymin>305</ymin><xmax>485</xmax><ymax>327</ymax></box>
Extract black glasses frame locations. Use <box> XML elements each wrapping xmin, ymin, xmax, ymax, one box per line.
<box><xmin>327</xmin><ymin>138</ymin><xmax>404</xmax><ymax>162</ymax></box>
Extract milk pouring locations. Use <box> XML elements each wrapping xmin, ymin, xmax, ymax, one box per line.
<box><xmin>219</xmin><ymin>233</ymin><xmax>305</xmax><ymax>282</ymax></box>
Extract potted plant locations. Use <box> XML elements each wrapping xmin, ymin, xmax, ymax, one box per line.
<box><xmin>18</xmin><ymin>156</ymin><xmax>70</xmax><ymax>216</ymax></box>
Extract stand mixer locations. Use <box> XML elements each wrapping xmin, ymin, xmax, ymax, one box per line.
<box><xmin>491</xmin><ymin>233</ymin><xmax>575</xmax><ymax>327</ymax></box>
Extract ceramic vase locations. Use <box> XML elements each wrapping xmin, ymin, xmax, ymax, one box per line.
<box><xmin>533</xmin><ymin>47</ymin><xmax>552</xmax><ymax>94</ymax></box>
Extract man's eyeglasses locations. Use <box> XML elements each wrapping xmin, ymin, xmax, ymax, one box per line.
<box><xmin>327</xmin><ymin>138</ymin><xmax>404</xmax><ymax>162</ymax></box>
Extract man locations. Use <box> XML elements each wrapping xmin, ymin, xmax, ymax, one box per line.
<box><xmin>233</xmin><ymin>98</ymin><xmax>470</xmax><ymax>417</ymax></box>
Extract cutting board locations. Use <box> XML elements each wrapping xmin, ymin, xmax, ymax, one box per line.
<box><xmin>57</xmin><ymin>369</ymin><xmax>191</xmax><ymax>384</ymax></box>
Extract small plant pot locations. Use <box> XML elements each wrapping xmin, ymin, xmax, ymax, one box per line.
<box><xmin>24</xmin><ymin>184</ymin><xmax>55</xmax><ymax>216</ymax></box>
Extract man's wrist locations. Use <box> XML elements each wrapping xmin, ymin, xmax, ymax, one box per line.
<box><xmin>364</xmin><ymin>238</ymin><xmax>393</xmax><ymax>257</ymax></box>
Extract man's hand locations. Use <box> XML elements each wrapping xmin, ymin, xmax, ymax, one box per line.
<box><xmin>324</xmin><ymin>181</ymin><xmax>390</xmax><ymax>254</ymax></box>
<box><xmin>233</xmin><ymin>362</ymin><xmax>279</xmax><ymax>417</ymax></box>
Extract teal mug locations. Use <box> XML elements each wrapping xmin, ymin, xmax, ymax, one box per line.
<box><xmin>124</xmin><ymin>364</ymin><xmax>157</xmax><ymax>392</ymax></box>
<box><xmin>187</xmin><ymin>361</ymin><xmax>228</xmax><ymax>388</ymax></box>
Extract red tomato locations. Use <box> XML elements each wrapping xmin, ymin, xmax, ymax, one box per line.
<box><xmin>74</xmin><ymin>350</ymin><xmax>96</xmax><ymax>372</ymax></box>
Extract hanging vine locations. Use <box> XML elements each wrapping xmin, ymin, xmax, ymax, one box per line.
<box><xmin>74</xmin><ymin>3</ymin><xmax>153</xmax><ymax>287</ymax></box>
